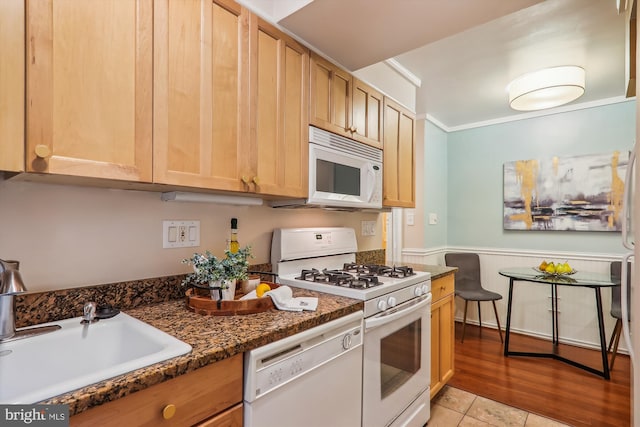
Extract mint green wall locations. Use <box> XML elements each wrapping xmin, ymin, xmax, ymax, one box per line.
<box><xmin>423</xmin><ymin>120</ymin><xmax>448</xmax><ymax>248</ymax></box>
<box><xmin>445</xmin><ymin>101</ymin><xmax>635</xmax><ymax>254</ymax></box>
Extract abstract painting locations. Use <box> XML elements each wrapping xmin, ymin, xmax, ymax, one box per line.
<box><xmin>503</xmin><ymin>151</ymin><xmax>629</xmax><ymax>231</ymax></box>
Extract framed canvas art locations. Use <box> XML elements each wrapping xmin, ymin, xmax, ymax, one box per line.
<box><xmin>503</xmin><ymin>151</ymin><xmax>629</xmax><ymax>231</ymax></box>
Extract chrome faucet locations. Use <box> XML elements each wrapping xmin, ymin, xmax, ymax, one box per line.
<box><xmin>0</xmin><ymin>259</ymin><xmax>28</xmax><ymax>340</ymax></box>
<box><xmin>81</xmin><ymin>302</ymin><xmax>98</xmax><ymax>324</ymax></box>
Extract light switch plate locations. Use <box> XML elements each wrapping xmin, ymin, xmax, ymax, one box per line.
<box><xmin>361</xmin><ymin>220</ymin><xmax>376</xmax><ymax>236</ymax></box>
<box><xmin>163</xmin><ymin>220</ymin><xmax>200</xmax><ymax>248</ymax></box>
<box><xmin>428</xmin><ymin>213</ymin><xmax>438</xmax><ymax>225</ymax></box>
<box><xmin>406</xmin><ymin>211</ymin><xmax>415</xmax><ymax>226</ymax></box>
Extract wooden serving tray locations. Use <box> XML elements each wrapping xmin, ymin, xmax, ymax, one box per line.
<box><xmin>185</xmin><ymin>283</ymin><xmax>279</xmax><ymax>316</ymax></box>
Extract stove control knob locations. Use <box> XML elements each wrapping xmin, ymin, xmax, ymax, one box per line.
<box><xmin>377</xmin><ymin>300</ymin><xmax>388</xmax><ymax>311</ymax></box>
<box><xmin>342</xmin><ymin>334</ymin><xmax>352</xmax><ymax>350</ymax></box>
<box><xmin>421</xmin><ymin>284</ymin><xmax>430</xmax><ymax>294</ymax></box>
<box><xmin>414</xmin><ymin>287</ymin><xmax>423</xmax><ymax>297</ymax></box>
<box><xmin>387</xmin><ymin>297</ymin><xmax>397</xmax><ymax>308</ymax></box>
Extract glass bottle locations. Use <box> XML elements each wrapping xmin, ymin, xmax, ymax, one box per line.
<box><xmin>229</xmin><ymin>218</ymin><xmax>239</xmax><ymax>253</ymax></box>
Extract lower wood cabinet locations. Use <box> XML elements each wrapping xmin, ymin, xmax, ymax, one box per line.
<box><xmin>430</xmin><ymin>273</ymin><xmax>455</xmax><ymax>399</ymax></box>
<box><xmin>71</xmin><ymin>353</ymin><xmax>243</xmax><ymax>427</ymax></box>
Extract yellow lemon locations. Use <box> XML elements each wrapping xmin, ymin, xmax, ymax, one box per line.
<box><xmin>256</xmin><ymin>283</ymin><xmax>271</xmax><ymax>297</ymax></box>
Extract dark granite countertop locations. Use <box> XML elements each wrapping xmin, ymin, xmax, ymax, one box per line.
<box><xmin>407</xmin><ymin>264</ymin><xmax>457</xmax><ymax>280</ymax></box>
<box><xmin>40</xmin><ymin>288</ymin><xmax>363</xmax><ymax>416</ymax></box>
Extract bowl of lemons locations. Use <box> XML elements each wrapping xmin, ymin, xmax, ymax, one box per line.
<box><xmin>534</xmin><ymin>260</ymin><xmax>577</xmax><ymax>276</ymax></box>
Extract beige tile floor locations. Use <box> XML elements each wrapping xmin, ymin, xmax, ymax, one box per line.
<box><xmin>428</xmin><ymin>386</ymin><xmax>571</xmax><ymax>427</ymax></box>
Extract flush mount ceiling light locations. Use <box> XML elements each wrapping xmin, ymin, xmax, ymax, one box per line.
<box><xmin>508</xmin><ymin>66</ymin><xmax>586</xmax><ymax>111</ymax></box>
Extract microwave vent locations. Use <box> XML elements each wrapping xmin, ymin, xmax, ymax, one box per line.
<box><xmin>309</xmin><ymin>126</ymin><xmax>382</xmax><ymax>163</ymax></box>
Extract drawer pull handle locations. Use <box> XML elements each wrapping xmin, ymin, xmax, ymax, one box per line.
<box><xmin>162</xmin><ymin>404</ymin><xmax>176</xmax><ymax>420</ymax></box>
<box><xmin>34</xmin><ymin>144</ymin><xmax>51</xmax><ymax>159</ymax></box>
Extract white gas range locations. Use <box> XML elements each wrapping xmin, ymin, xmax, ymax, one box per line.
<box><xmin>271</xmin><ymin>227</ymin><xmax>432</xmax><ymax>427</ymax></box>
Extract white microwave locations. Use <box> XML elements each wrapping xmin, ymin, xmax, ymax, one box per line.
<box><xmin>271</xmin><ymin>126</ymin><xmax>383</xmax><ymax>210</ymax></box>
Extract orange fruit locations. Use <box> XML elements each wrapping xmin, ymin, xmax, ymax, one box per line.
<box><xmin>256</xmin><ymin>283</ymin><xmax>271</xmax><ymax>297</ymax></box>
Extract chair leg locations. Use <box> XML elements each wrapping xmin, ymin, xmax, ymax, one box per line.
<box><xmin>608</xmin><ymin>319</ymin><xmax>621</xmax><ymax>352</ymax></box>
<box><xmin>462</xmin><ymin>300</ymin><xmax>469</xmax><ymax>343</ymax></box>
<box><xmin>477</xmin><ymin>301</ymin><xmax>482</xmax><ymax>331</ymax></box>
<box><xmin>492</xmin><ymin>300</ymin><xmax>504</xmax><ymax>343</ymax></box>
<box><xmin>609</xmin><ymin>319</ymin><xmax>622</xmax><ymax>370</ymax></box>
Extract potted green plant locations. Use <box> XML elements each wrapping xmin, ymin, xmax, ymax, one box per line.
<box><xmin>182</xmin><ymin>246</ymin><xmax>252</xmax><ymax>300</ymax></box>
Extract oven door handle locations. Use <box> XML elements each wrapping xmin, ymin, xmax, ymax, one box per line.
<box><xmin>365</xmin><ymin>293</ymin><xmax>431</xmax><ymax>331</ymax></box>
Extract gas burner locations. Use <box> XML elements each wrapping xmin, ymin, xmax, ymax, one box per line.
<box><xmin>296</xmin><ymin>268</ymin><xmax>355</xmax><ymax>285</ymax></box>
<box><xmin>350</xmin><ymin>274</ymin><xmax>382</xmax><ymax>289</ymax></box>
<box><xmin>296</xmin><ymin>268</ymin><xmax>323</xmax><ymax>281</ymax></box>
<box><xmin>342</xmin><ymin>263</ymin><xmax>390</xmax><ymax>276</ymax></box>
<box><xmin>378</xmin><ymin>266</ymin><xmax>415</xmax><ymax>278</ymax></box>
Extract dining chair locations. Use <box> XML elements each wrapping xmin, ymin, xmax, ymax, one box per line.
<box><xmin>445</xmin><ymin>252</ymin><xmax>504</xmax><ymax>343</ymax></box>
<box><xmin>608</xmin><ymin>261</ymin><xmax>631</xmax><ymax>370</ymax></box>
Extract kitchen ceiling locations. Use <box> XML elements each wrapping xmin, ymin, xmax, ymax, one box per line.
<box><xmin>241</xmin><ymin>0</ymin><xmax>629</xmax><ymax>130</ymax></box>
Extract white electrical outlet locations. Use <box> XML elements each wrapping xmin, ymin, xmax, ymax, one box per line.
<box><xmin>361</xmin><ymin>221</ymin><xmax>376</xmax><ymax>236</ymax></box>
<box><xmin>163</xmin><ymin>220</ymin><xmax>200</xmax><ymax>248</ymax></box>
<box><xmin>428</xmin><ymin>213</ymin><xmax>438</xmax><ymax>225</ymax></box>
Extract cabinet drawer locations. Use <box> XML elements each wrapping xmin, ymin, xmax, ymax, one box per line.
<box><xmin>71</xmin><ymin>354</ymin><xmax>243</xmax><ymax>427</ymax></box>
<box><xmin>196</xmin><ymin>402</ymin><xmax>243</xmax><ymax>427</ymax></box>
<box><xmin>431</xmin><ymin>274</ymin><xmax>455</xmax><ymax>303</ymax></box>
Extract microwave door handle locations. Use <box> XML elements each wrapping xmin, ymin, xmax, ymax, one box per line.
<box><xmin>366</xmin><ymin>164</ymin><xmax>376</xmax><ymax>202</ymax></box>
<box><xmin>622</xmin><ymin>147</ymin><xmax>635</xmax><ymax>250</ymax></box>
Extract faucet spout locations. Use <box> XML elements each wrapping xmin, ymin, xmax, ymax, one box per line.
<box><xmin>81</xmin><ymin>302</ymin><xmax>98</xmax><ymax>324</ymax></box>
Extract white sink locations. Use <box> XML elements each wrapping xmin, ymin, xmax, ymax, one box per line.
<box><xmin>0</xmin><ymin>312</ymin><xmax>192</xmax><ymax>404</ymax></box>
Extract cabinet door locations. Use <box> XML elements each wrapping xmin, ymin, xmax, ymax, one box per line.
<box><xmin>430</xmin><ymin>290</ymin><xmax>455</xmax><ymax>399</ymax></box>
<box><xmin>383</xmin><ymin>97</ymin><xmax>416</xmax><ymax>207</ymax></box>
<box><xmin>0</xmin><ymin>0</ymin><xmax>24</xmax><ymax>172</ymax></box>
<box><xmin>309</xmin><ymin>52</ymin><xmax>351</xmax><ymax>138</ymax></box>
<box><xmin>154</xmin><ymin>0</ymin><xmax>250</xmax><ymax>191</ymax></box>
<box><xmin>26</xmin><ymin>0</ymin><xmax>152</xmax><ymax>181</ymax></box>
<box><xmin>250</xmin><ymin>17</ymin><xmax>309</xmax><ymax>197</ymax></box>
<box><xmin>352</xmin><ymin>78</ymin><xmax>383</xmax><ymax>149</ymax></box>
<box><xmin>430</xmin><ymin>304</ymin><xmax>441</xmax><ymax>396</ymax></box>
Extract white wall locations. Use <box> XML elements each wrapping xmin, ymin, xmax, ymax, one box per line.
<box><xmin>0</xmin><ymin>179</ymin><xmax>383</xmax><ymax>292</ymax></box>
<box><xmin>404</xmin><ymin>248</ymin><xmax>623</xmax><ymax>351</ymax></box>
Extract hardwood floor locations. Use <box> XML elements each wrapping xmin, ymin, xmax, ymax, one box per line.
<box><xmin>448</xmin><ymin>322</ymin><xmax>631</xmax><ymax>427</ymax></box>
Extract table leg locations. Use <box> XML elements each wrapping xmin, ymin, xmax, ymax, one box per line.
<box><xmin>551</xmin><ymin>284</ymin><xmax>558</xmax><ymax>345</ymax></box>
<box><xmin>595</xmin><ymin>288</ymin><xmax>610</xmax><ymax>380</ymax></box>
<box><xmin>504</xmin><ymin>278</ymin><xmax>514</xmax><ymax>356</ymax></box>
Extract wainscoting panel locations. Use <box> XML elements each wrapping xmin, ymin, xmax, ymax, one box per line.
<box><xmin>403</xmin><ymin>247</ymin><xmax>623</xmax><ymax>351</ymax></box>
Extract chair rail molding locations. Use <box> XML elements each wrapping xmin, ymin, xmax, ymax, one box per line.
<box><xmin>401</xmin><ymin>245</ymin><xmax>625</xmax><ymax>352</ymax></box>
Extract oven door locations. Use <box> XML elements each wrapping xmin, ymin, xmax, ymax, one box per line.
<box><xmin>308</xmin><ymin>142</ymin><xmax>382</xmax><ymax>209</ymax></box>
<box><xmin>363</xmin><ymin>293</ymin><xmax>431</xmax><ymax>427</ymax></box>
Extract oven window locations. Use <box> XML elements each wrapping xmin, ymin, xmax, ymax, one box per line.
<box><xmin>316</xmin><ymin>159</ymin><xmax>360</xmax><ymax>196</ymax></box>
<box><xmin>380</xmin><ymin>320</ymin><xmax>421</xmax><ymax>399</ymax></box>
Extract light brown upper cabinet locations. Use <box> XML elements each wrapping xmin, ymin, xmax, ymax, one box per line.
<box><xmin>26</xmin><ymin>0</ymin><xmax>153</xmax><ymax>181</ymax></box>
<box><xmin>154</xmin><ymin>0</ymin><xmax>309</xmax><ymax>197</ymax></box>
<box><xmin>0</xmin><ymin>0</ymin><xmax>24</xmax><ymax>173</ymax></box>
<box><xmin>153</xmin><ymin>0</ymin><xmax>251</xmax><ymax>192</ymax></box>
<box><xmin>309</xmin><ymin>53</ymin><xmax>383</xmax><ymax>149</ymax></box>
<box><xmin>249</xmin><ymin>16</ymin><xmax>309</xmax><ymax>198</ymax></box>
<box><xmin>383</xmin><ymin>97</ymin><xmax>415</xmax><ymax>208</ymax></box>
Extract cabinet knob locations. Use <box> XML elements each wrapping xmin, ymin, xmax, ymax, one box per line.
<box><xmin>252</xmin><ymin>176</ymin><xmax>260</xmax><ymax>186</ymax></box>
<box><xmin>34</xmin><ymin>144</ymin><xmax>52</xmax><ymax>159</ymax></box>
<box><xmin>241</xmin><ymin>175</ymin><xmax>250</xmax><ymax>185</ymax></box>
<box><xmin>351</xmin><ymin>126</ymin><xmax>358</xmax><ymax>133</ymax></box>
<box><xmin>162</xmin><ymin>404</ymin><xmax>176</xmax><ymax>420</ymax></box>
